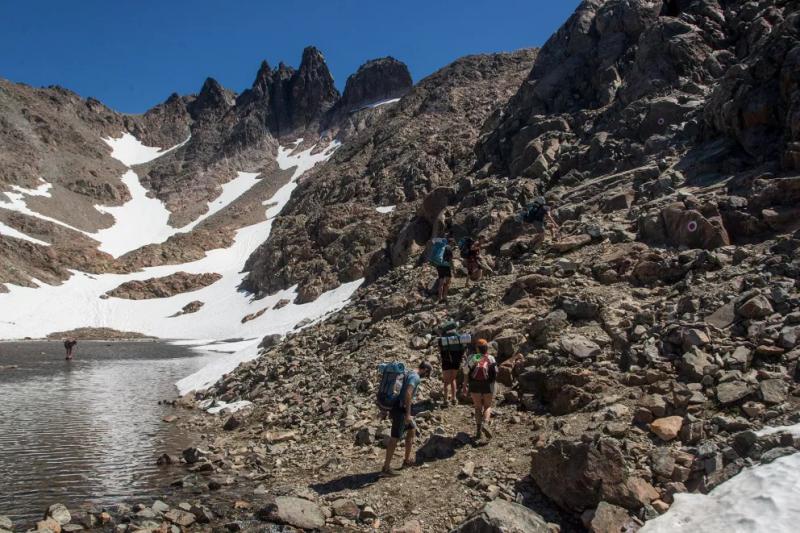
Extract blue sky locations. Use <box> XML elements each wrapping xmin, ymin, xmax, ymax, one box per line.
<box><xmin>0</xmin><ymin>1</ymin><xmax>580</xmax><ymax>114</ymax></box>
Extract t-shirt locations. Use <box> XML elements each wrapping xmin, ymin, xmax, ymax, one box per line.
<box><xmin>401</xmin><ymin>371</ymin><xmax>421</xmax><ymax>408</ymax></box>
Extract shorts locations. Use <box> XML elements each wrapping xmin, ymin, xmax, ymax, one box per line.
<box><xmin>437</xmin><ymin>265</ymin><xmax>452</xmax><ymax>279</ymax></box>
<box><xmin>390</xmin><ymin>407</ymin><xmax>415</xmax><ymax>439</ymax></box>
<box><xmin>468</xmin><ymin>379</ymin><xmax>495</xmax><ymax>395</ymax></box>
<box><xmin>441</xmin><ymin>351</ymin><xmax>464</xmax><ymax>371</ymax></box>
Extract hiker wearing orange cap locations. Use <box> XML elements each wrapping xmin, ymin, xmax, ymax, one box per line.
<box><xmin>462</xmin><ymin>339</ymin><xmax>498</xmax><ymax>441</ymax></box>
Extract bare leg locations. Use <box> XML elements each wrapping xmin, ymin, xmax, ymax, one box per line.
<box><xmin>383</xmin><ymin>437</ymin><xmax>398</xmax><ymax>471</ymax></box>
<box><xmin>403</xmin><ymin>427</ymin><xmax>416</xmax><ymax>464</ymax></box>
<box><xmin>449</xmin><ymin>371</ymin><xmax>457</xmax><ymax>402</ymax></box>
<box><xmin>481</xmin><ymin>394</ymin><xmax>494</xmax><ymax>438</ymax></box>
<box><xmin>441</xmin><ymin>277</ymin><xmax>451</xmax><ymax>301</ymax></box>
<box><xmin>471</xmin><ymin>393</ymin><xmax>483</xmax><ymax>438</ymax></box>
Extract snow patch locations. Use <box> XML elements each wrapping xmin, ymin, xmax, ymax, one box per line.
<box><xmin>202</xmin><ymin>399</ymin><xmax>253</xmax><ymax>415</ymax></box>
<box><xmin>755</xmin><ymin>423</ymin><xmax>800</xmax><ymax>437</ymax></box>
<box><xmin>1</xmin><ymin>181</ymin><xmax>84</xmax><ymax>234</ymax></box>
<box><xmin>375</xmin><ymin>205</ymin><xmax>396</xmax><ymax>214</ymax></box>
<box><xmin>0</xmin><ymin>220</ymin><xmax>50</xmax><ymax>246</ymax></box>
<box><xmin>355</xmin><ymin>97</ymin><xmax>401</xmax><ymax>112</ymax></box>
<box><xmin>93</xmin><ymin>170</ymin><xmax>175</xmax><ymax>257</ymax></box>
<box><xmin>641</xmin><ymin>452</ymin><xmax>800</xmax><ymax>533</ymax></box>
<box><xmin>103</xmin><ymin>132</ymin><xmax>190</xmax><ymax>167</ymax></box>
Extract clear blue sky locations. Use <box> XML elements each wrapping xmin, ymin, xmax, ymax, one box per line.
<box><xmin>0</xmin><ymin>1</ymin><xmax>580</xmax><ymax>114</ymax></box>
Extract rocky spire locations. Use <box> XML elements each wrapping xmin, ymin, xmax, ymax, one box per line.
<box><xmin>286</xmin><ymin>46</ymin><xmax>339</xmax><ymax>131</ymax></box>
<box><xmin>338</xmin><ymin>56</ymin><xmax>412</xmax><ymax>112</ymax></box>
<box><xmin>189</xmin><ymin>77</ymin><xmax>233</xmax><ymax>118</ymax></box>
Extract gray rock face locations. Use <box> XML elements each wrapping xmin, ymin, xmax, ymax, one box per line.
<box><xmin>450</xmin><ymin>500</ymin><xmax>549</xmax><ymax>533</ymax></box>
<box><xmin>241</xmin><ymin>49</ymin><xmax>537</xmax><ymax>300</ymax></box>
<box><xmin>333</xmin><ymin>57</ymin><xmax>412</xmax><ymax>113</ymax></box>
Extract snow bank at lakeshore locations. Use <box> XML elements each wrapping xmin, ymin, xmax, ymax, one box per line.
<box><xmin>376</xmin><ymin>205</ymin><xmax>396</xmax><ymax>214</ymax></box>
<box><xmin>102</xmin><ymin>132</ymin><xmax>190</xmax><ymax>167</ymax></box>
<box><xmin>641</xmin><ymin>452</ymin><xmax>800</xmax><ymax>533</ymax></box>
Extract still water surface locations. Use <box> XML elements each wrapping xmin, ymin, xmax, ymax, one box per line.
<box><xmin>0</xmin><ymin>341</ymin><xmax>214</xmax><ymax>524</ymax></box>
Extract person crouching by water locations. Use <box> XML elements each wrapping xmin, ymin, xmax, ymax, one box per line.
<box><xmin>63</xmin><ymin>338</ymin><xmax>77</xmax><ymax>360</ymax></box>
<box><xmin>381</xmin><ymin>361</ymin><xmax>433</xmax><ymax>477</ymax></box>
<box><xmin>462</xmin><ymin>339</ymin><xmax>497</xmax><ymax>441</ymax></box>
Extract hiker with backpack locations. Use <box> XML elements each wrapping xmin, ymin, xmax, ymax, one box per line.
<box><xmin>462</xmin><ymin>339</ymin><xmax>498</xmax><ymax>441</ymax></box>
<box><xmin>429</xmin><ymin>236</ymin><xmax>455</xmax><ymax>303</ymax></box>
<box><xmin>378</xmin><ymin>361</ymin><xmax>433</xmax><ymax>476</ymax></box>
<box><xmin>459</xmin><ymin>236</ymin><xmax>486</xmax><ymax>284</ymax></box>
<box><xmin>517</xmin><ymin>196</ymin><xmax>561</xmax><ymax>246</ymax></box>
<box><xmin>435</xmin><ymin>321</ymin><xmax>471</xmax><ymax>408</ymax></box>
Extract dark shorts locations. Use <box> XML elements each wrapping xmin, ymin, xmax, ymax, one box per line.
<box><xmin>468</xmin><ymin>379</ymin><xmax>495</xmax><ymax>395</ymax></box>
<box><xmin>437</xmin><ymin>265</ymin><xmax>452</xmax><ymax>279</ymax></box>
<box><xmin>441</xmin><ymin>350</ymin><xmax>464</xmax><ymax>371</ymax></box>
<box><xmin>390</xmin><ymin>408</ymin><xmax>415</xmax><ymax>439</ymax></box>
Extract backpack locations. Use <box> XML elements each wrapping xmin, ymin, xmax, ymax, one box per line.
<box><xmin>439</xmin><ymin>332</ymin><xmax>472</xmax><ymax>354</ymax></box>
<box><xmin>429</xmin><ymin>238</ymin><xmax>449</xmax><ymax>267</ymax></box>
<box><xmin>471</xmin><ymin>356</ymin><xmax>491</xmax><ymax>381</ymax></box>
<box><xmin>458</xmin><ymin>237</ymin><xmax>475</xmax><ymax>258</ymax></box>
<box><xmin>436</xmin><ymin>320</ymin><xmax>459</xmax><ymax>336</ymax></box>
<box><xmin>522</xmin><ymin>197</ymin><xmax>547</xmax><ymax>223</ymax></box>
<box><xmin>377</xmin><ymin>362</ymin><xmax>407</xmax><ymax>411</ymax></box>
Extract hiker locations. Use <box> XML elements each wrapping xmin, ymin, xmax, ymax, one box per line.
<box><xmin>459</xmin><ymin>236</ymin><xmax>486</xmax><ymax>283</ymax></box>
<box><xmin>518</xmin><ymin>196</ymin><xmax>561</xmax><ymax>246</ymax></box>
<box><xmin>462</xmin><ymin>339</ymin><xmax>498</xmax><ymax>441</ymax></box>
<box><xmin>379</xmin><ymin>361</ymin><xmax>433</xmax><ymax>476</ymax></box>
<box><xmin>429</xmin><ymin>236</ymin><xmax>454</xmax><ymax>302</ymax></box>
<box><xmin>63</xmin><ymin>338</ymin><xmax>77</xmax><ymax>360</ymax></box>
<box><xmin>436</xmin><ymin>322</ymin><xmax>471</xmax><ymax>407</ymax></box>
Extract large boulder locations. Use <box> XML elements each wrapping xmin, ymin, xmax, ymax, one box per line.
<box><xmin>258</xmin><ymin>496</ymin><xmax>325</xmax><ymax>530</ymax></box>
<box><xmin>531</xmin><ymin>438</ymin><xmax>658</xmax><ymax>512</ymax></box>
<box><xmin>450</xmin><ymin>500</ymin><xmax>550</xmax><ymax>533</ymax></box>
<box><xmin>639</xmin><ymin>202</ymin><xmax>730</xmax><ymax>250</ymax></box>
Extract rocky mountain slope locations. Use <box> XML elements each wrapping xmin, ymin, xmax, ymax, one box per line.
<box><xmin>160</xmin><ymin>0</ymin><xmax>800</xmax><ymax>531</ymax></box>
<box><xmin>2</xmin><ymin>0</ymin><xmax>800</xmax><ymax>531</ymax></box>
<box><xmin>0</xmin><ymin>47</ymin><xmax>413</xmax><ymax>289</ymax></box>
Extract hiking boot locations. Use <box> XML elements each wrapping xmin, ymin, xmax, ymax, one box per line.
<box><xmin>380</xmin><ymin>468</ymin><xmax>400</xmax><ymax>478</ymax></box>
<box><xmin>451</xmin><ymin>398</ymin><xmax>459</xmax><ymax>406</ymax></box>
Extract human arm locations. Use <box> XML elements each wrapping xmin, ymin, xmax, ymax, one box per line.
<box><xmin>404</xmin><ymin>385</ymin><xmax>414</xmax><ymax>423</ymax></box>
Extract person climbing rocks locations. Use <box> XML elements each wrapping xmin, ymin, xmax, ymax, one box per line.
<box><xmin>429</xmin><ymin>235</ymin><xmax>455</xmax><ymax>303</ymax></box>
<box><xmin>63</xmin><ymin>338</ymin><xmax>77</xmax><ymax>360</ymax></box>
<box><xmin>519</xmin><ymin>196</ymin><xmax>561</xmax><ymax>246</ymax></box>
<box><xmin>436</xmin><ymin>324</ymin><xmax>471</xmax><ymax>408</ymax></box>
<box><xmin>459</xmin><ymin>236</ymin><xmax>487</xmax><ymax>284</ymax></box>
<box><xmin>462</xmin><ymin>339</ymin><xmax>498</xmax><ymax>441</ymax></box>
<box><xmin>381</xmin><ymin>361</ymin><xmax>433</xmax><ymax>477</ymax></box>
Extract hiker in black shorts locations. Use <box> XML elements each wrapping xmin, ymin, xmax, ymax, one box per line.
<box><xmin>438</xmin><ymin>332</ymin><xmax>468</xmax><ymax>407</ymax></box>
<box><xmin>381</xmin><ymin>361</ymin><xmax>433</xmax><ymax>477</ymax></box>
<box><xmin>63</xmin><ymin>338</ymin><xmax>77</xmax><ymax>360</ymax></box>
<box><xmin>462</xmin><ymin>339</ymin><xmax>498</xmax><ymax>441</ymax></box>
<box><xmin>437</xmin><ymin>238</ymin><xmax>454</xmax><ymax>302</ymax></box>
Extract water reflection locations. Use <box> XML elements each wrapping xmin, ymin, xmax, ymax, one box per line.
<box><xmin>0</xmin><ymin>341</ymin><xmax>213</xmax><ymax>524</ymax></box>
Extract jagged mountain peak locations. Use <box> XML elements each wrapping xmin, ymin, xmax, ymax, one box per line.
<box><xmin>337</xmin><ymin>56</ymin><xmax>412</xmax><ymax>112</ymax></box>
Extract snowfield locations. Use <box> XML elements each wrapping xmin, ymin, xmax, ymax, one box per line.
<box><xmin>0</xmin><ymin>135</ymin><xmax>362</xmax><ymax>395</ymax></box>
<box><xmin>642</xmin><ymin>450</ymin><xmax>800</xmax><ymax>533</ymax></box>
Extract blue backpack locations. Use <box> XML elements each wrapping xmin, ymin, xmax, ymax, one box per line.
<box><xmin>429</xmin><ymin>238</ymin><xmax>448</xmax><ymax>267</ymax></box>
<box><xmin>377</xmin><ymin>362</ymin><xmax>407</xmax><ymax>411</ymax></box>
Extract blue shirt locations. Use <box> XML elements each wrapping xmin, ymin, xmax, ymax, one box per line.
<box><xmin>402</xmin><ymin>371</ymin><xmax>421</xmax><ymax>407</ymax></box>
